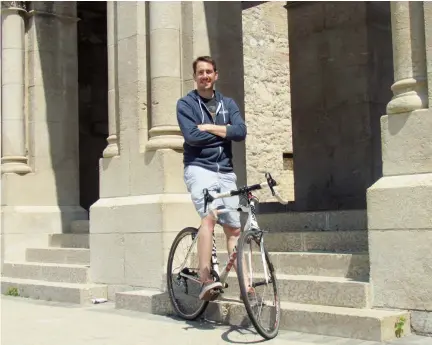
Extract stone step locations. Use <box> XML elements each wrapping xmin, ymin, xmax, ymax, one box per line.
<box><xmin>212</xmin><ymin>251</ymin><xmax>369</xmax><ymax>279</ymax></box>
<box><xmin>70</xmin><ymin>219</ymin><xmax>89</xmax><ymax>234</ymax></box>
<box><xmin>214</xmin><ymin>230</ymin><xmax>368</xmax><ymax>253</ymax></box>
<box><xmin>2</xmin><ymin>262</ymin><xmax>89</xmax><ymax>284</ymax></box>
<box><xmin>49</xmin><ymin>233</ymin><xmax>89</xmax><ymax>249</ymax></box>
<box><xmin>115</xmin><ymin>289</ymin><xmax>410</xmax><ymax>342</ymax></box>
<box><xmin>26</xmin><ymin>248</ymin><xmax>90</xmax><ymax>265</ymax></box>
<box><xmin>1</xmin><ymin>277</ymin><xmax>107</xmax><ymax>304</ymax></box>
<box><xmin>221</xmin><ymin>274</ymin><xmax>370</xmax><ymax>308</ymax></box>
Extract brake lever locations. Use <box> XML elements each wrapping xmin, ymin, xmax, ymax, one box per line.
<box><xmin>203</xmin><ymin>188</ymin><xmax>214</xmax><ymax>213</ymax></box>
<box><xmin>265</xmin><ymin>172</ymin><xmax>277</xmax><ymax>196</ymax></box>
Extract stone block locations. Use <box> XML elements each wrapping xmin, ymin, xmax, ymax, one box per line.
<box><xmin>129</xmin><ymin>149</ymin><xmax>189</xmax><ymax>196</ymax></box>
<box><xmin>367</xmin><ymin>173</ymin><xmax>432</xmax><ymax>230</ymax></box>
<box><xmin>1</xmin><ymin>278</ymin><xmax>107</xmax><ymax>305</ymax></box>
<box><xmin>150</xmin><ymin>28</ymin><xmax>181</xmax><ymax>80</ymax></box>
<box><xmin>89</xmin><ymin>193</ymin><xmax>197</xmax><ymax>288</ymax></box>
<box><xmin>1</xmin><ymin>233</ymin><xmax>49</xmax><ymax>263</ymax></box>
<box><xmin>411</xmin><ymin>311</ymin><xmax>432</xmax><ymax>335</ymax></box>
<box><xmin>149</xmin><ymin>77</ymin><xmax>182</xmax><ymax>126</ymax></box>
<box><xmin>214</xmin><ymin>251</ymin><xmax>369</xmax><ymax>279</ymax></box>
<box><xmin>89</xmin><ymin>233</ymin><xmax>125</xmax><ymax>285</ymax></box>
<box><xmin>2</xmin><ymin>171</ymin><xmax>81</xmax><ymax>206</ymax></box>
<box><xmin>117</xmin><ymin>35</ymin><xmax>139</xmax><ymax>87</ymax></box>
<box><xmin>115</xmin><ymin>289</ymin><xmax>410</xmax><ymax>341</ymax></box>
<box><xmin>381</xmin><ymin>110</ymin><xmax>432</xmax><ymax>176</ymax></box>
<box><xmin>25</xmin><ymin>248</ymin><xmax>90</xmax><ymax>265</ymax></box>
<box><xmin>124</xmin><ymin>233</ymin><xmax>162</xmax><ymax>288</ymax></box>
<box><xmin>257</xmin><ymin>210</ymin><xmax>367</xmax><ymax>232</ymax></box>
<box><xmin>1</xmin><ymin>205</ymin><xmax>86</xmax><ymax>233</ymax></box>
<box><xmin>369</xmin><ymin>230</ymin><xmax>432</xmax><ymax>311</ymax></box>
<box><xmin>49</xmin><ymin>234</ymin><xmax>89</xmax><ymax>249</ymax></box>
<box><xmin>116</xmin><ymin>1</ymin><xmax>138</xmax><ymax>41</ymax></box>
<box><xmin>99</xmin><ymin>156</ymin><xmax>131</xmax><ymax>198</ymax></box>
<box><xmin>27</xmin><ymin>86</ymin><xmax>75</xmax><ymax>123</ymax></box>
<box><xmin>2</xmin><ymin>262</ymin><xmax>89</xmax><ymax>284</ymax></box>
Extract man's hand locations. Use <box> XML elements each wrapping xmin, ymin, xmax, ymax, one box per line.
<box><xmin>198</xmin><ymin>124</ymin><xmax>212</xmax><ymax>132</ymax></box>
<box><xmin>198</xmin><ymin>124</ymin><xmax>229</xmax><ymax>138</ymax></box>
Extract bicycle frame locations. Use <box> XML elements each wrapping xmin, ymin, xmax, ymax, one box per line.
<box><xmin>178</xmin><ymin>190</ymin><xmax>269</xmax><ymax>289</ymax></box>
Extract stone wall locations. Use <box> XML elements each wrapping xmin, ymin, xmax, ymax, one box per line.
<box><xmin>242</xmin><ymin>2</ymin><xmax>294</xmax><ymax>203</ymax></box>
<box><xmin>287</xmin><ymin>2</ymin><xmax>393</xmax><ymax>211</ymax></box>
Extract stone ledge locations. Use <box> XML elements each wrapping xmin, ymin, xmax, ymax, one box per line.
<box><xmin>367</xmin><ymin>173</ymin><xmax>432</xmax><ymax>230</ymax></box>
<box><xmin>114</xmin><ymin>289</ymin><xmax>411</xmax><ymax>341</ymax></box>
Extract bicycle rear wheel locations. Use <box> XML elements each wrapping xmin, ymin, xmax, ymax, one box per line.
<box><xmin>237</xmin><ymin>229</ymin><xmax>281</xmax><ymax>339</ymax></box>
<box><xmin>166</xmin><ymin>227</ymin><xmax>208</xmax><ymax>320</ymax></box>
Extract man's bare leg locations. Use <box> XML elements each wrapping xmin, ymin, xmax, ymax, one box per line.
<box><xmin>198</xmin><ymin>214</ymin><xmax>216</xmax><ymax>282</ymax></box>
<box><xmin>197</xmin><ymin>214</ymin><xmax>224</xmax><ymax>300</ymax></box>
<box><xmin>223</xmin><ymin>225</ymin><xmax>251</xmax><ymax>292</ymax></box>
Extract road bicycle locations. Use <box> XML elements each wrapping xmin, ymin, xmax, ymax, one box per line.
<box><xmin>166</xmin><ymin>172</ymin><xmax>288</xmax><ymax>340</ymax></box>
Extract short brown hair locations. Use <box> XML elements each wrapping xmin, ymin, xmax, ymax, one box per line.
<box><xmin>193</xmin><ymin>56</ymin><xmax>217</xmax><ymax>74</ymax></box>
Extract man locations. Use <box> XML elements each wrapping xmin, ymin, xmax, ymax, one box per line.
<box><xmin>176</xmin><ymin>56</ymin><xmax>247</xmax><ymax>301</ymax></box>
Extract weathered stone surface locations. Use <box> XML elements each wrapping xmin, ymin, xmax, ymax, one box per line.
<box><xmin>411</xmin><ymin>311</ymin><xmax>432</xmax><ymax>335</ymax></box>
<box><xmin>381</xmin><ymin>110</ymin><xmax>432</xmax><ymax>176</ymax></box>
<box><xmin>242</xmin><ymin>2</ymin><xmax>294</xmax><ymax>203</ymax></box>
<box><xmin>26</xmin><ymin>248</ymin><xmax>90</xmax><ymax>265</ymax></box>
<box><xmin>115</xmin><ymin>289</ymin><xmax>411</xmax><ymax>342</ymax></box>
<box><xmin>2</xmin><ymin>262</ymin><xmax>90</xmax><ymax>284</ymax></box>
<box><xmin>369</xmin><ymin>230</ymin><xmax>432</xmax><ymax>311</ymax></box>
<box><xmin>286</xmin><ymin>2</ymin><xmax>392</xmax><ymax>211</ymax></box>
<box><xmin>1</xmin><ymin>278</ymin><xmax>107</xmax><ymax>304</ymax></box>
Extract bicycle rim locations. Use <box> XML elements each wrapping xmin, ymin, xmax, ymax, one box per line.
<box><xmin>237</xmin><ymin>230</ymin><xmax>281</xmax><ymax>339</ymax></box>
<box><xmin>166</xmin><ymin>227</ymin><xmax>208</xmax><ymax>320</ymax></box>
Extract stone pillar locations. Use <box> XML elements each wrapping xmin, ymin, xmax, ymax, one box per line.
<box><xmin>90</xmin><ymin>2</ymin><xmax>198</xmax><ymax>299</ymax></box>
<box><xmin>145</xmin><ymin>1</ymin><xmax>183</xmax><ymax>151</ymax></box>
<box><xmin>1</xmin><ymin>1</ymin><xmax>31</xmax><ymax>174</ymax></box>
<box><xmin>367</xmin><ymin>1</ymin><xmax>432</xmax><ymax>335</ymax></box>
<box><xmin>1</xmin><ymin>1</ymin><xmax>87</xmax><ymax>262</ymax></box>
<box><xmin>386</xmin><ymin>2</ymin><xmax>428</xmax><ymax>114</ymax></box>
<box><xmin>102</xmin><ymin>1</ymin><xmax>119</xmax><ymax>158</ymax></box>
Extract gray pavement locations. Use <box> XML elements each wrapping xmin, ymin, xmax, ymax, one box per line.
<box><xmin>1</xmin><ymin>296</ymin><xmax>431</xmax><ymax>345</ymax></box>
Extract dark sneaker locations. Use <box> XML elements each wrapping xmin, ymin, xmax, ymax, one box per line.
<box><xmin>199</xmin><ymin>281</ymin><xmax>223</xmax><ymax>301</ymax></box>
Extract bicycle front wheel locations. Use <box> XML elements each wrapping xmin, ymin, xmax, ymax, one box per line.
<box><xmin>237</xmin><ymin>229</ymin><xmax>281</xmax><ymax>339</ymax></box>
<box><xmin>166</xmin><ymin>227</ymin><xmax>208</xmax><ymax>320</ymax></box>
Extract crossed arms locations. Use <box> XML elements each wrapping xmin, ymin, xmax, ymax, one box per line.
<box><xmin>176</xmin><ymin>99</ymin><xmax>247</xmax><ymax>147</ymax></box>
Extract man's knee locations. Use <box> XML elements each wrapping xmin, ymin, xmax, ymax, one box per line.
<box><xmin>223</xmin><ymin>225</ymin><xmax>241</xmax><ymax>238</ymax></box>
<box><xmin>201</xmin><ymin>214</ymin><xmax>217</xmax><ymax>232</ymax></box>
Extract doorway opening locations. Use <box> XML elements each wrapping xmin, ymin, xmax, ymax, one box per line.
<box><xmin>77</xmin><ymin>1</ymin><xmax>108</xmax><ymax>210</ymax></box>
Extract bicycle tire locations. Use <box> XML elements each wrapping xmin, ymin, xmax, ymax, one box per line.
<box><xmin>237</xmin><ymin>229</ymin><xmax>281</xmax><ymax>339</ymax></box>
<box><xmin>166</xmin><ymin>227</ymin><xmax>209</xmax><ymax>320</ymax></box>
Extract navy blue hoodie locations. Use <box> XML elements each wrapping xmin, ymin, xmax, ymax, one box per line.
<box><xmin>176</xmin><ymin>90</ymin><xmax>247</xmax><ymax>173</ymax></box>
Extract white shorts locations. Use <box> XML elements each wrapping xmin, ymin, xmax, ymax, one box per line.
<box><xmin>183</xmin><ymin>165</ymin><xmax>241</xmax><ymax>228</ymax></box>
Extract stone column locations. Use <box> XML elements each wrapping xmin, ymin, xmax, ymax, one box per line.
<box><xmin>145</xmin><ymin>1</ymin><xmax>184</xmax><ymax>151</ymax></box>
<box><xmin>90</xmin><ymin>2</ymin><xmax>199</xmax><ymax>299</ymax></box>
<box><xmin>386</xmin><ymin>1</ymin><xmax>428</xmax><ymax>114</ymax></box>
<box><xmin>2</xmin><ymin>1</ymin><xmax>87</xmax><ymax>262</ymax></box>
<box><xmin>102</xmin><ymin>1</ymin><xmax>119</xmax><ymax>158</ymax></box>
<box><xmin>367</xmin><ymin>1</ymin><xmax>432</xmax><ymax>336</ymax></box>
<box><xmin>1</xmin><ymin>1</ymin><xmax>32</xmax><ymax>174</ymax></box>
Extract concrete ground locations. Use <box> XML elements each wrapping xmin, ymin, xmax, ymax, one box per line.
<box><xmin>1</xmin><ymin>296</ymin><xmax>431</xmax><ymax>345</ymax></box>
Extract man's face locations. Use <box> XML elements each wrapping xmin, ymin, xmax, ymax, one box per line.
<box><xmin>194</xmin><ymin>61</ymin><xmax>218</xmax><ymax>91</ymax></box>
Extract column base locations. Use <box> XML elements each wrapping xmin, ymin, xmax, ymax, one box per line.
<box><xmin>1</xmin><ymin>156</ymin><xmax>32</xmax><ymax>174</ymax></box>
<box><xmin>146</xmin><ymin>126</ymin><xmax>184</xmax><ymax>151</ymax></box>
<box><xmin>367</xmin><ymin>173</ymin><xmax>432</xmax><ymax>313</ymax></box>
<box><xmin>89</xmin><ymin>194</ymin><xmax>199</xmax><ymax>289</ymax></box>
<box><xmin>90</xmin><ymin>147</ymin><xmax>199</xmax><ymax>289</ymax></box>
<box><xmin>102</xmin><ymin>135</ymin><xmax>119</xmax><ymax>158</ymax></box>
<box><xmin>386</xmin><ymin>78</ymin><xmax>428</xmax><ymax>114</ymax></box>
<box><xmin>146</xmin><ymin>135</ymin><xmax>184</xmax><ymax>151</ymax></box>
